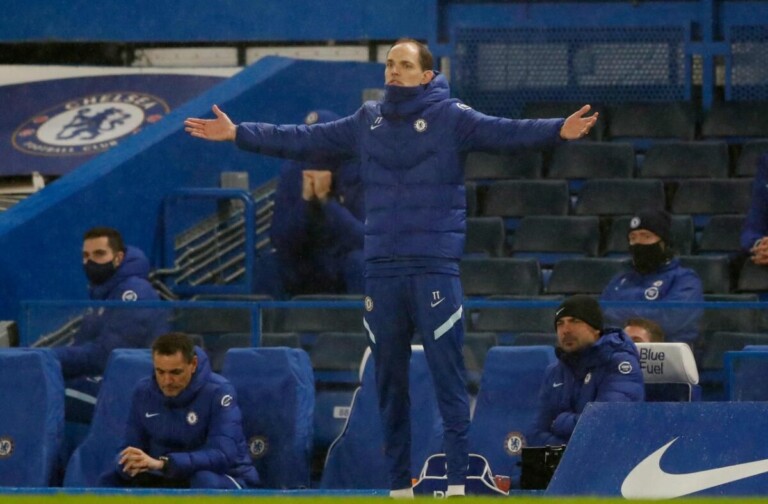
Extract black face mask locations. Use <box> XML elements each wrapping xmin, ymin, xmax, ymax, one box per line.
<box><xmin>630</xmin><ymin>242</ymin><xmax>668</xmax><ymax>274</ymax></box>
<box><xmin>84</xmin><ymin>260</ymin><xmax>117</xmax><ymax>285</ymax></box>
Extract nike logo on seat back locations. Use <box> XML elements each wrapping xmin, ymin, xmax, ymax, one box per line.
<box><xmin>621</xmin><ymin>437</ymin><xmax>768</xmax><ymax>499</ymax></box>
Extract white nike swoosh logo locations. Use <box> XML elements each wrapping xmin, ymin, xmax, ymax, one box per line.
<box><xmin>145</xmin><ymin>413</ymin><xmax>160</xmax><ymax>418</ymax></box>
<box><xmin>621</xmin><ymin>437</ymin><xmax>768</xmax><ymax>498</ymax></box>
<box><xmin>552</xmin><ymin>382</ymin><xmax>564</xmax><ymax>388</ymax></box>
<box><xmin>370</xmin><ymin>124</ymin><xmax>383</xmax><ymax>130</ymax></box>
<box><xmin>430</xmin><ymin>298</ymin><xmax>445</xmax><ymax>308</ymax></box>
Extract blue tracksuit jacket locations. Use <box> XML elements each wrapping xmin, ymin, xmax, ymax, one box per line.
<box><xmin>741</xmin><ymin>154</ymin><xmax>768</xmax><ymax>252</ymax></box>
<box><xmin>235</xmin><ymin>73</ymin><xmax>564</xmax><ymax>275</ymax></box>
<box><xmin>600</xmin><ymin>258</ymin><xmax>704</xmax><ymax>344</ymax></box>
<box><xmin>114</xmin><ymin>348</ymin><xmax>260</xmax><ymax>486</ymax></box>
<box><xmin>531</xmin><ymin>329</ymin><xmax>644</xmax><ymax>446</ymax></box>
<box><xmin>54</xmin><ymin>246</ymin><xmax>169</xmax><ymax>378</ymax></box>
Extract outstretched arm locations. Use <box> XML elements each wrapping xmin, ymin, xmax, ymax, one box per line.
<box><xmin>184</xmin><ymin>105</ymin><xmax>237</xmax><ymax>141</ymax></box>
<box><xmin>559</xmin><ymin>105</ymin><xmax>599</xmax><ymax>140</ymax></box>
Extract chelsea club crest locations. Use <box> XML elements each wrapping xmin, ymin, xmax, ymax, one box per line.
<box><xmin>12</xmin><ymin>92</ymin><xmax>169</xmax><ymax>156</ymax></box>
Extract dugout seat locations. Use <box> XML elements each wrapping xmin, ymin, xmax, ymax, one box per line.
<box><xmin>467</xmin><ymin>346</ymin><xmax>556</xmax><ymax>487</ymax></box>
<box><xmin>321</xmin><ymin>346</ymin><xmax>444</xmax><ymax>489</ymax></box>
<box><xmin>221</xmin><ymin>347</ymin><xmax>315</xmax><ymax>489</ymax></box>
<box><xmin>0</xmin><ymin>348</ymin><xmax>64</xmax><ymax>487</ymax></box>
<box><xmin>64</xmin><ymin>349</ymin><xmax>153</xmax><ymax>487</ymax></box>
<box><xmin>635</xmin><ymin>342</ymin><xmax>701</xmax><ymax>401</ymax></box>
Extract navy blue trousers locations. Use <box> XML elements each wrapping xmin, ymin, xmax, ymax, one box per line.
<box><xmin>364</xmin><ymin>273</ymin><xmax>470</xmax><ymax>490</ymax></box>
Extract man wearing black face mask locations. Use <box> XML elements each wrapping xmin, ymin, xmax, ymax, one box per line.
<box><xmin>53</xmin><ymin>227</ymin><xmax>168</xmax><ymax>423</ymax></box>
<box><xmin>600</xmin><ymin>209</ymin><xmax>703</xmax><ymax>345</ymax></box>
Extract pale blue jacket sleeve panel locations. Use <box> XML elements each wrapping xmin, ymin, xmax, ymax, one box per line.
<box><xmin>741</xmin><ymin>154</ymin><xmax>768</xmax><ymax>252</ymax></box>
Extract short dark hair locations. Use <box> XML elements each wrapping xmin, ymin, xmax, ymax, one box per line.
<box><xmin>625</xmin><ymin>317</ymin><xmax>665</xmax><ymax>343</ymax></box>
<box><xmin>152</xmin><ymin>332</ymin><xmax>196</xmax><ymax>363</ymax></box>
<box><xmin>83</xmin><ymin>226</ymin><xmax>126</xmax><ymax>254</ymax></box>
<box><xmin>389</xmin><ymin>38</ymin><xmax>434</xmax><ymax>71</ymax></box>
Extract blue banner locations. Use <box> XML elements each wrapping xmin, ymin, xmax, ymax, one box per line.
<box><xmin>547</xmin><ymin>402</ymin><xmax>768</xmax><ymax>497</ymax></box>
<box><xmin>1</xmin><ymin>74</ymin><xmax>224</xmax><ymax>176</ymax></box>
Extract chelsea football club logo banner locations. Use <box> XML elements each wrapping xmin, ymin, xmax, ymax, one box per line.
<box><xmin>547</xmin><ymin>402</ymin><xmax>768</xmax><ymax>498</ymax></box>
<box><xmin>1</xmin><ymin>74</ymin><xmax>224</xmax><ymax>176</ymax></box>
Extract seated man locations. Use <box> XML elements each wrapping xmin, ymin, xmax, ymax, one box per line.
<box><xmin>53</xmin><ymin>227</ymin><xmax>169</xmax><ymax>421</ymax></box>
<box><xmin>531</xmin><ymin>295</ymin><xmax>644</xmax><ymax>446</ymax></box>
<box><xmin>270</xmin><ymin>109</ymin><xmax>364</xmax><ymax>297</ymax></box>
<box><xmin>99</xmin><ymin>332</ymin><xmax>260</xmax><ymax>489</ymax></box>
<box><xmin>624</xmin><ymin>317</ymin><xmax>665</xmax><ymax>344</ymax></box>
<box><xmin>600</xmin><ymin>208</ymin><xmax>703</xmax><ymax>344</ymax></box>
<box><xmin>741</xmin><ymin>152</ymin><xmax>768</xmax><ymax>265</ymax></box>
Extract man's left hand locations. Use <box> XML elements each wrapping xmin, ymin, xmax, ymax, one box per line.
<box><xmin>560</xmin><ymin>105</ymin><xmax>599</xmax><ymax>140</ymax></box>
<box><xmin>119</xmin><ymin>446</ymin><xmax>164</xmax><ymax>477</ymax></box>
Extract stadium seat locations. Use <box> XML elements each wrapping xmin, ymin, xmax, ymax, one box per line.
<box><xmin>467</xmin><ymin>346</ymin><xmax>556</xmax><ymax>487</ymax></box>
<box><xmin>465</xmin><ymin>216</ymin><xmax>507</xmax><ymax>258</ymax></box>
<box><xmin>264</xmin><ymin>294</ymin><xmax>364</xmax><ymax>335</ymax></box>
<box><xmin>679</xmin><ymin>255</ymin><xmax>732</xmax><ymax>294</ymax></box>
<box><xmin>64</xmin><ymin>349</ymin><xmax>153</xmax><ymax>487</ymax></box>
<box><xmin>635</xmin><ymin>342</ymin><xmax>701</xmax><ymax>401</ymax></box>
<box><xmin>470</xmin><ymin>296</ymin><xmax>562</xmax><ymax>344</ymax></box>
<box><xmin>461</xmin><ymin>257</ymin><xmax>542</xmax><ymax>297</ymax></box>
<box><xmin>463</xmin><ymin>332</ymin><xmax>499</xmax><ymax>389</ymax></box>
<box><xmin>735</xmin><ymin>141</ymin><xmax>768</xmax><ymax>177</ymax></box>
<box><xmin>604</xmin><ymin>214</ymin><xmax>694</xmax><ymax>257</ymax></box>
<box><xmin>321</xmin><ymin>346</ymin><xmax>444</xmax><ymax>489</ymax></box>
<box><xmin>310</xmin><ymin>332</ymin><xmax>369</xmax><ymax>385</ymax></box>
<box><xmin>479</xmin><ymin>180</ymin><xmax>570</xmax><ymax>228</ymax></box>
<box><xmin>699</xmin><ymin>331</ymin><xmax>768</xmax><ymax>372</ymax></box>
<box><xmin>546</xmin><ymin>258</ymin><xmax>630</xmax><ymax>295</ymax></box>
<box><xmin>669</xmin><ymin>178</ymin><xmax>752</xmax><ymax>228</ymax></box>
<box><xmin>701</xmin><ymin>101</ymin><xmax>768</xmax><ymax>141</ymax></box>
<box><xmin>546</xmin><ymin>142</ymin><xmax>635</xmax><ymax>192</ymax></box>
<box><xmin>0</xmin><ymin>348</ymin><xmax>64</xmax><ymax>487</ymax></box>
<box><xmin>465</xmin><ymin>150</ymin><xmax>543</xmax><ymax>180</ymax></box>
<box><xmin>512</xmin><ymin>215</ymin><xmax>600</xmax><ymax>266</ymax></box>
<box><xmin>221</xmin><ymin>347</ymin><xmax>314</xmax><ymax>489</ymax></box>
<box><xmin>639</xmin><ymin>141</ymin><xmax>729</xmax><ymax>179</ymax></box>
<box><xmin>737</xmin><ymin>260</ymin><xmax>768</xmax><ymax>295</ymax></box>
<box><xmin>607</xmin><ymin>101</ymin><xmax>697</xmax><ymax>146</ymax></box>
<box><xmin>697</xmin><ymin>214</ymin><xmax>746</xmax><ymax>255</ymax></box>
<box><xmin>512</xmin><ymin>332</ymin><xmax>558</xmax><ymax>347</ymax></box>
<box><xmin>574</xmin><ymin>179</ymin><xmax>665</xmax><ymax>216</ymax></box>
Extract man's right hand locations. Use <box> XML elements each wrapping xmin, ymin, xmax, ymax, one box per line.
<box><xmin>184</xmin><ymin>105</ymin><xmax>237</xmax><ymax>141</ymax></box>
<box><xmin>751</xmin><ymin>237</ymin><xmax>768</xmax><ymax>265</ymax></box>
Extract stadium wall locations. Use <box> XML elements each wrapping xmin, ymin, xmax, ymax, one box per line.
<box><xmin>0</xmin><ymin>57</ymin><xmax>384</xmax><ymax>322</ymax></box>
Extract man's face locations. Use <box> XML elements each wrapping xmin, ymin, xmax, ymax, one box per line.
<box><xmin>153</xmin><ymin>351</ymin><xmax>197</xmax><ymax>397</ymax></box>
<box><xmin>625</xmin><ymin>325</ymin><xmax>652</xmax><ymax>343</ymax></box>
<box><xmin>628</xmin><ymin>229</ymin><xmax>661</xmax><ymax>246</ymax></box>
<box><xmin>385</xmin><ymin>43</ymin><xmax>434</xmax><ymax>87</ymax></box>
<box><xmin>556</xmin><ymin>316</ymin><xmax>600</xmax><ymax>353</ymax></box>
<box><xmin>82</xmin><ymin>236</ymin><xmax>123</xmax><ymax>266</ymax></box>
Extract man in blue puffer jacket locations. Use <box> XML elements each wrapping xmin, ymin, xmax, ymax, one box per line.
<box><xmin>600</xmin><ymin>208</ymin><xmax>703</xmax><ymax>345</ymax></box>
<box><xmin>100</xmin><ymin>332</ymin><xmax>260</xmax><ymax>488</ymax></box>
<box><xmin>532</xmin><ymin>295</ymin><xmax>644</xmax><ymax>447</ymax></box>
<box><xmin>185</xmin><ymin>38</ymin><xmax>598</xmax><ymax>497</ymax></box>
<box><xmin>53</xmin><ymin>227</ymin><xmax>169</xmax><ymax>422</ymax></box>
<box><xmin>271</xmin><ymin>109</ymin><xmax>365</xmax><ymax>296</ymax></box>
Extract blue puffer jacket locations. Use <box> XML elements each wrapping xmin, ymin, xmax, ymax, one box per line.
<box><xmin>54</xmin><ymin>246</ymin><xmax>169</xmax><ymax>378</ymax></box>
<box><xmin>600</xmin><ymin>258</ymin><xmax>703</xmax><ymax>344</ymax></box>
<box><xmin>531</xmin><ymin>329</ymin><xmax>644</xmax><ymax>446</ymax></box>
<box><xmin>236</xmin><ymin>73</ymin><xmax>564</xmax><ymax>275</ymax></box>
<box><xmin>115</xmin><ymin>348</ymin><xmax>260</xmax><ymax>486</ymax></box>
<box><xmin>741</xmin><ymin>154</ymin><xmax>768</xmax><ymax>252</ymax></box>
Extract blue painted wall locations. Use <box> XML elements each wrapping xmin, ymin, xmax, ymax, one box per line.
<box><xmin>0</xmin><ymin>0</ymin><xmax>435</xmax><ymax>42</ymax></box>
<box><xmin>0</xmin><ymin>58</ymin><xmax>384</xmax><ymax>321</ymax></box>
